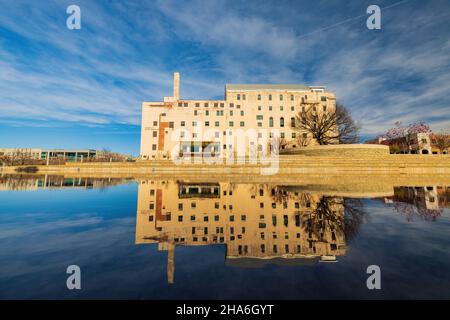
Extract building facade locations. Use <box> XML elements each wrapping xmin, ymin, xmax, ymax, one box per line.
<box><xmin>366</xmin><ymin>132</ymin><xmax>450</xmax><ymax>155</ymax></box>
<box><xmin>140</xmin><ymin>73</ymin><xmax>336</xmax><ymax>160</ymax></box>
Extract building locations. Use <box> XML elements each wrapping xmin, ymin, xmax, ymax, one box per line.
<box><xmin>0</xmin><ymin>148</ymin><xmax>98</xmax><ymax>161</ymax></box>
<box><xmin>140</xmin><ymin>73</ymin><xmax>336</xmax><ymax>160</ymax></box>
<box><xmin>365</xmin><ymin>132</ymin><xmax>432</xmax><ymax>154</ymax></box>
<box><xmin>135</xmin><ymin>179</ymin><xmax>347</xmax><ymax>283</ymax></box>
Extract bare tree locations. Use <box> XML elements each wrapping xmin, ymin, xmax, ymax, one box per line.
<box><xmin>268</xmin><ymin>136</ymin><xmax>288</xmax><ymax>155</ymax></box>
<box><xmin>431</xmin><ymin>131</ymin><xmax>450</xmax><ymax>154</ymax></box>
<box><xmin>294</xmin><ymin>102</ymin><xmax>359</xmax><ymax>145</ymax></box>
<box><xmin>296</xmin><ymin>133</ymin><xmax>312</xmax><ymax>147</ymax></box>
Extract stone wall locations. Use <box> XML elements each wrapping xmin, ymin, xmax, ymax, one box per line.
<box><xmin>280</xmin><ymin>144</ymin><xmax>390</xmax><ymax>157</ymax></box>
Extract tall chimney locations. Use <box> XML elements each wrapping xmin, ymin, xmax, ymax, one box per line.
<box><xmin>173</xmin><ymin>72</ymin><xmax>180</xmax><ymax>100</ymax></box>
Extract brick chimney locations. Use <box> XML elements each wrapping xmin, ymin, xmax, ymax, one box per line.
<box><xmin>173</xmin><ymin>72</ymin><xmax>180</xmax><ymax>100</ymax></box>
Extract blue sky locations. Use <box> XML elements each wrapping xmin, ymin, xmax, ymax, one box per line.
<box><xmin>0</xmin><ymin>0</ymin><xmax>449</xmax><ymax>155</ymax></box>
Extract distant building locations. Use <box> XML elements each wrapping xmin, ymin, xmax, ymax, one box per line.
<box><xmin>0</xmin><ymin>148</ymin><xmax>97</xmax><ymax>161</ymax></box>
<box><xmin>140</xmin><ymin>72</ymin><xmax>337</xmax><ymax>160</ymax></box>
<box><xmin>365</xmin><ymin>132</ymin><xmax>432</xmax><ymax>154</ymax></box>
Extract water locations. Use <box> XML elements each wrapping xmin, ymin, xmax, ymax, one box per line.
<box><xmin>0</xmin><ymin>174</ymin><xmax>449</xmax><ymax>299</ymax></box>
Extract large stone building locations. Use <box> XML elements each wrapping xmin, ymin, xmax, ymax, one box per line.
<box><xmin>135</xmin><ymin>179</ymin><xmax>347</xmax><ymax>283</ymax></box>
<box><xmin>140</xmin><ymin>73</ymin><xmax>336</xmax><ymax>160</ymax></box>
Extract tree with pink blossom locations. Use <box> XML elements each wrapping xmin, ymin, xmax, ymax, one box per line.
<box><xmin>383</xmin><ymin>121</ymin><xmax>432</xmax><ymax>153</ymax></box>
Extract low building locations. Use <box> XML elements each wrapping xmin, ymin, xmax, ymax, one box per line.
<box><xmin>366</xmin><ymin>132</ymin><xmax>432</xmax><ymax>154</ymax></box>
<box><xmin>0</xmin><ymin>148</ymin><xmax>98</xmax><ymax>161</ymax></box>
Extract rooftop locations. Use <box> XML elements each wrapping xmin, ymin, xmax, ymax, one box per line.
<box><xmin>225</xmin><ymin>84</ymin><xmax>316</xmax><ymax>91</ymax></box>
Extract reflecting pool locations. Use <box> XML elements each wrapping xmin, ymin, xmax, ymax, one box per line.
<box><xmin>1</xmin><ymin>174</ymin><xmax>450</xmax><ymax>299</ymax></box>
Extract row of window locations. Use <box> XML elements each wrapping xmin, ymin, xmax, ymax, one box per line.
<box><xmin>149</xmin><ymin>200</ymin><xmax>310</xmax><ymax>211</ymax></box>
<box><xmin>236</xmin><ymin>93</ymin><xmax>328</xmax><ymax>102</ymax></box>
<box><xmin>177</xmin><ymin>95</ymin><xmax>328</xmax><ymax>107</ymax></box>
<box><xmin>174</xmin><ymin>117</ymin><xmax>296</xmax><ymax>128</ymax></box>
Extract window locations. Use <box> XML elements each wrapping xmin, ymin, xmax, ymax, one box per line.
<box><xmin>280</xmin><ymin>94</ymin><xmax>283</xmax><ymax>101</ymax></box>
<box><xmin>149</xmin><ymin>203</ymin><xmax>154</xmax><ymax>210</ymax></box>
<box><xmin>178</xmin><ymin>203</ymin><xmax>183</xmax><ymax>210</ymax></box>
<box><xmin>183</xmin><ymin>102</ymin><xmax>188</xmax><ymax>107</ymax></box>
<box><xmin>195</xmin><ymin>102</ymin><xmax>200</xmax><ymax>107</ymax></box>
<box><xmin>323</xmin><ymin>105</ymin><xmax>327</xmax><ymax>112</ymax></box>
<box><xmin>205</xmin><ymin>121</ymin><xmax>210</xmax><ymax>127</ymax></box>
<box><xmin>257</xmin><ymin>94</ymin><xmax>261</xmax><ymax>100</ymax></box>
<box><xmin>152</xmin><ymin>131</ymin><xmax>157</xmax><ymax>137</ymax></box>
<box><xmin>291</xmin><ymin>117</ymin><xmax>295</xmax><ymax>127</ymax></box>
<box><xmin>281</xmin><ymin>132</ymin><xmax>285</xmax><ymax>138</ymax></box>
<box><xmin>229</xmin><ymin>121</ymin><xmax>234</xmax><ymax>127</ymax></box>
<box><xmin>220</xmin><ymin>103</ymin><xmax>224</xmax><ymax>108</ymax></box>
<box><xmin>169</xmin><ymin>121</ymin><xmax>174</xmax><ymax>128</ymax></box>
<box><xmin>215</xmin><ymin>121</ymin><xmax>220</xmax><ymax>127</ymax></box>
<box><xmin>269</xmin><ymin>106</ymin><xmax>272</xmax><ymax>111</ymax></box>
<box><xmin>292</xmin><ymin>132</ymin><xmax>296</xmax><ymax>138</ymax></box>
<box><xmin>280</xmin><ymin>117</ymin><xmax>285</xmax><ymax>127</ymax></box>
<box><xmin>256</xmin><ymin>115</ymin><xmax>263</xmax><ymax>120</ymax></box>
<box><xmin>152</xmin><ymin>144</ymin><xmax>156</xmax><ymax>150</ymax></box>
<box><xmin>258</xmin><ymin>122</ymin><xmax>262</xmax><ymax>127</ymax></box>
<box><xmin>192</xmin><ymin>121</ymin><xmax>197</xmax><ymax>126</ymax></box>
<box><xmin>280</xmin><ymin>106</ymin><xmax>284</xmax><ymax>111</ymax></box>
<box><xmin>194</xmin><ymin>110</ymin><xmax>198</xmax><ymax>116</ymax></box>
<box><xmin>237</xmin><ymin>94</ymin><xmax>241</xmax><ymax>100</ymax></box>
<box><xmin>240</xmin><ymin>110</ymin><xmax>244</xmax><ymax>116</ymax></box>
<box><xmin>230</xmin><ymin>110</ymin><xmax>233</xmax><ymax>116</ymax></box>
<box><xmin>291</xmin><ymin>106</ymin><xmax>294</xmax><ymax>111</ymax></box>
<box><xmin>269</xmin><ymin>117</ymin><xmax>274</xmax><ymax>127</ymax></box>
<box><xmin>153</xmin><ymin>121</ymin><xmax>158</xmax><ymax>126</ymax></box>
<box><xmin>290</xmin><ymin>94</ymin><xmax>294</xmax><ymax>101</ymax></box>
<box><xmin>206</xmin><ymin>110</ymin><xmax>209</xmax><ymax>116</ymax></box>
<box><xmin>204</xmin><ymin>102</ymin><xmax>209</xmax><ymax>107</ymax></box>
<box><xmin>215</xmin><ymin>131</ymin><xmax>220</xmax><ymax>138</ymax></box>
<box><xmin>258</xmin><ymin>106</ymin><xmax>262</xmax><ymax>111</ymax></box>
<box><xmin>178</xmin><ymin>216</ymin><xmax>183</xmax><ymax>222</ymax></box>
<box><xmin>240</xmin><ymin>121</ymin><xmax>245</xmax><ymax>127</ymax></box>
<box><xmin>269</xmin><ymin>94</ymin><xmax>272</xmax><ymax>101</ymax></box>
<box><xmin>214</xmin><ymin>102</ymin><xmax>218</xmax><ymax>108</ymax></box>
<box><xmin>178</xmin><ymin>102</ymin><xmax>182</xmax><ymax>107</ymax></box>
<box><xmin>181</xmin><ymin>121</ymin><xmax>185</xmax><ymax>127</ymax></box>
<box><xmin>321</xmin><ymin>96</ymin><xmax>327</xmax><ymax>102</ymax></box>
<box><xmin>242</xmin><ymin>94</ymin><xmax>246</xmax><ymax>100</ymax></box>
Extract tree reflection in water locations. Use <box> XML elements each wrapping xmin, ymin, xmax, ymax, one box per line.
<box><xmin>271</xmin><ymin>186</ymin><xmax>367</xmax><ymax>243</ymax></box>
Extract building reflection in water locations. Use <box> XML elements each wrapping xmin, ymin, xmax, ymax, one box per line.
<box><xmin>135</xmin><ymin>180</ymin><xmax>367</xmax><ymax>284</ymax></box>
<box><xmin>385</xmin><ymin>186</ymin><xmax>450</xmax><ymax>221</ymax></box>
<box><xmin>0</xmin><ymin>174</ymin><xmax>132</xmax><ymax>191</ymax></box>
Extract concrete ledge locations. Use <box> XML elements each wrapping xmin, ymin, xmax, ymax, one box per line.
<box><xmin>280</xmin><ymin>144</ymin><xmax>390</xmax><ymax>156</ymax></box>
